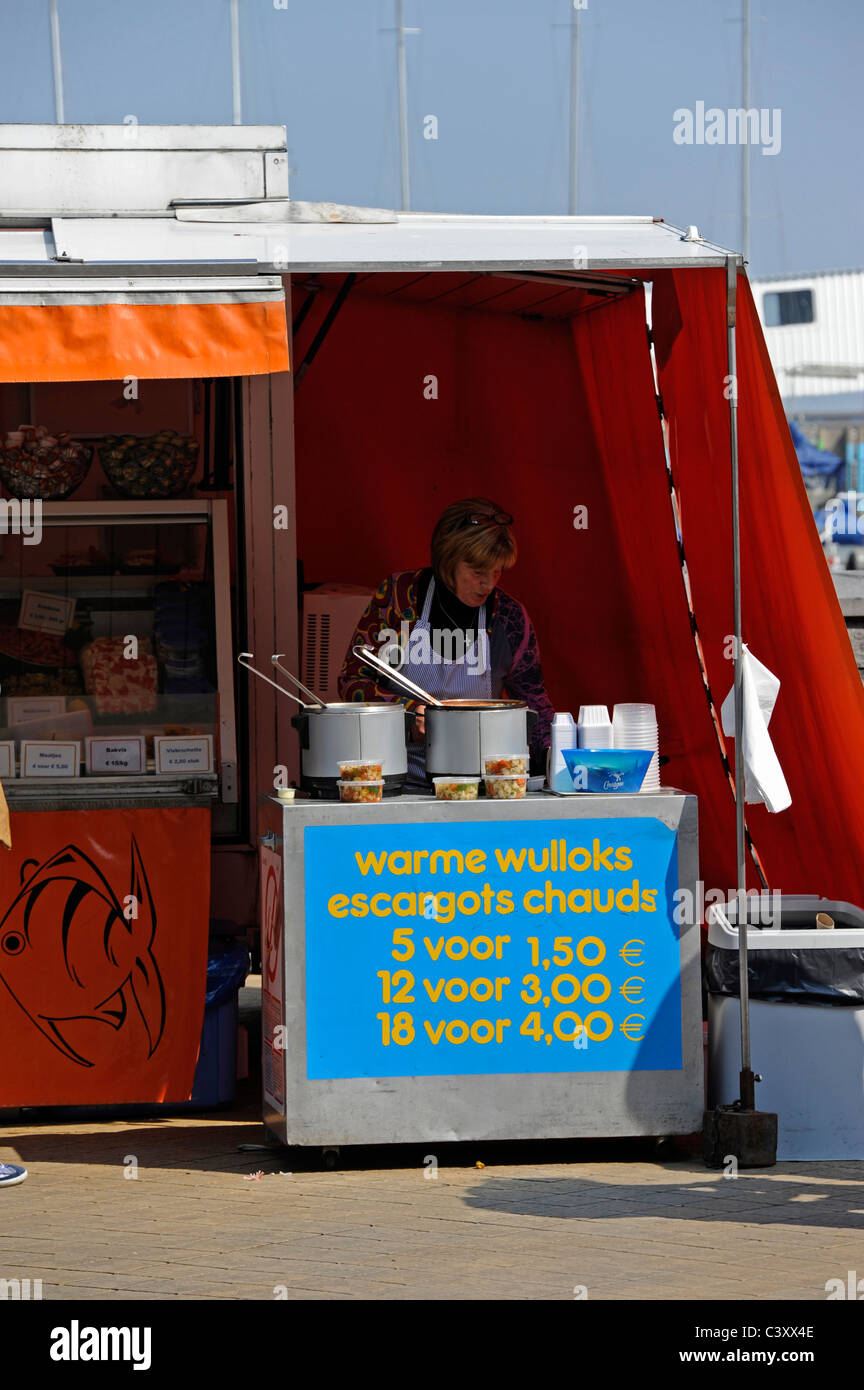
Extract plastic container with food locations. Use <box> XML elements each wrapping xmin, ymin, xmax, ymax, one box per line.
<box><xmin>433</xmin><ymin>776</ymin><xmax>481</xmax><ymax>801</ymax></box>
<box><xmin>337</xmin><ymin>779</ymin><xmax>384</xmax><ymax>803</ymax></box>
<box><xmin>337</xmin><ymin>759</ymin><xmax>383</xmax><ymax>782</ymax></box>
<box><xmin>484</xmin><ymin>773</ymin><xmax>528</xmax><ymax>800</ymax></box>
<box><xmin>483</xmin><ymin>753</ymin><xmax>529</xmax><ymax>777</ymax></box>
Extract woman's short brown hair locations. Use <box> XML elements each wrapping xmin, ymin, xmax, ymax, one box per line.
<box><xmin>431</xmin><ymin>498</ymin><xmax>517</xmax><ymax>589</ymax></box>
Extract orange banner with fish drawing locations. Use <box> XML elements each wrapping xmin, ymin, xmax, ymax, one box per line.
<box><xmin>0</xmin><ymin>807</ymin><xmax>210</xmax><ymax>1105</ymax></box>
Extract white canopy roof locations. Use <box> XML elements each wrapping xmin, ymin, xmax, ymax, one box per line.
<box><xmin>0</xmin><ymin>126</ymin><xmax>737</xmax><ymax>289</ymax></box>
<box><xmin>0</xmin><ymin>211</ymin><xmax>736</xmax><ymax>293</ymax></box>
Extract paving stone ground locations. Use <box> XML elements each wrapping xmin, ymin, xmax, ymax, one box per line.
<box><xmin>2</xmin><ymin>981</ymin><xmax>861</xmax><ymax>1302</ymax></box>
<box><xmin>1</xmin><ymin>1110</ymin><xmax>863</xmax><ymax>1300</ymax></box>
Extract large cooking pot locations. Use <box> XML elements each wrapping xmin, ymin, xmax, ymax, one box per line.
<box><xmin>425</xmin><ymin>699</ymin><xmax>536</xmax><ymax>778</ymax></box>
<box><xmin>347</xmin><ymin>648</ymin><xmax>537</xmax><ymax>783</ymax></box>
<box><xmin>292</xmin><ymin>702</ymin><xmax>410</xmax><ymax>798</ymax></box>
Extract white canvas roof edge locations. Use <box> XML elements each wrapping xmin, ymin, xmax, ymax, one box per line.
<box><xmin>0</xmin><ymin>122</ymin><xmax>740</xmax><ymax>270</ymax></box>
<box><xmin>0</xmin><ymin>214</ymin><xmax>738</xmax><ymax>276</ymax></box>
<box><xmin>0</xmin><ymin>124</ymin><xmax>287</xmax><ymax>151</ymax></box>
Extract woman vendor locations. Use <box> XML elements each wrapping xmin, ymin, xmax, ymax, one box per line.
<box><xmin>339</xmin><ymin>497</ymin><xmax>556</xmax><ymax>784</ymax></box>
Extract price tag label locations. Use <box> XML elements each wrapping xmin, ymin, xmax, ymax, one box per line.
<box><xmin>21</xmin><ymin>740</ymin><xmax>81</xmax><ymax>778</ymax></box>
<box><xmin>85</xmin><ymin>737</ymin><xmax>145</xmax><ymax>776</ymax></box>
<box><xmin>154</xmin><ymin>735</ymin><xmax>214</xmax><ymax>775</ymax></box>
<box><xmin>18</xmin><ymin>590</ymin><xmax>76</xmax><ymax>635</ymax></box>
<box><xmin>0</xmin><ymin>741</ymin><xmax>15</xmax><ymax>778</ymax></box>
<box><xmin>7</xmin><ymin>696</ymin><xmax>66</xmax><ymax>725</ymax></box>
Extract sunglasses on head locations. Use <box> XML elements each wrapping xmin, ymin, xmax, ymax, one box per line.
<box><xmin>461</xmin><ymin>511</ymin><xmax>514</xmax><ymax>529</ymax></box>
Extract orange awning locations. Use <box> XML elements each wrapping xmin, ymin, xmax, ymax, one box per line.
<box><xmin>0</xmin><ymin>295</ymin><xmax>290</xmax><ymax>382</ymax></box>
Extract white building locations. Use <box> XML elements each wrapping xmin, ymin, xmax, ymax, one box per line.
<box><xmin>749</xmin><ymin>268</ymin><xmax>864</xmax><ymax>418</ymax></box>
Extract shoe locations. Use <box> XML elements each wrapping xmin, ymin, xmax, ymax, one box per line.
<box><xmin>0</xmin><ymin>1163</ymin><xmax>28</xmax><ymax>1186</ymax></box>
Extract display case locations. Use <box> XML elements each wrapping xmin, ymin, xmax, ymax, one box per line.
<box><xmin>0</xmin><ymin>499</ymin><xmax>236</xmax><ymax>808</ymax></box>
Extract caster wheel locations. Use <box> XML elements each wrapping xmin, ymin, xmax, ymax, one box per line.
<box><xmin>322</xmin><ymin>1147</ymin><xmax>340</xmax><ymax>1170</ymax></box>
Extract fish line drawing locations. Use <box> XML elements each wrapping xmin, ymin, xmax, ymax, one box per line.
<box><xmin>0</xmin><ymin>836</ymin><xmax>165</xmax><ymax>1068</ymax></box>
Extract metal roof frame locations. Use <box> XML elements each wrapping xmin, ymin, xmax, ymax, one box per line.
<box><xmin>0</xmin><ymin>210</ymin><xmax>738</xmax><ymax>283</ymax></box>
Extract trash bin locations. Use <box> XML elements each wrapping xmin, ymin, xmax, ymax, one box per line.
<box><xmin>187</xmin><ymin>943</ymin><xmax>249</xmax><ymax>1109</ymax></box>
<box><xmin>707</xmin><ymin>897</ymin><xmax>864</xmax><ymax>1159</ymax></box>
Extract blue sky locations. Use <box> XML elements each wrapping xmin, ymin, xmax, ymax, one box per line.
<box><xmin>1</xmin><ymin>0</ymin><xmax>861</xmax><ymax>278</ymax></box>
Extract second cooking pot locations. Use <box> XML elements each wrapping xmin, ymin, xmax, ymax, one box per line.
<box><xmin>292</xmin><ymin>702</ymin><xmax>410</xmax><ymax>798</ymax></box>
<box><xmin>424</xmin><ymin>700</ymin><xmax>536</xmax><ymax>778</ymax></box>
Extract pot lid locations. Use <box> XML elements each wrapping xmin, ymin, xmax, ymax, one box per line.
<box><xmin>304</xmin><ymin>701</ymin><xmax>406</xmax><ymax>713</ymax></box>
<box><xmin>433</xmin><ymin>699</ymin><xmax>527</xmax><ymax>710</ymax></box>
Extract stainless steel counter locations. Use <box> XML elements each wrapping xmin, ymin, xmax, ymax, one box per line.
<box><xmin>258</xmin><ymin>788</ymin><xmax>702</xmax><ymax>1147</ymax></box>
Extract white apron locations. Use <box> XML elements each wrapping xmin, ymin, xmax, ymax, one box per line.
<box><xmin>400</xmin><ymin>577</ymin><xmax>492</xmax><ymax>785</ymax></box>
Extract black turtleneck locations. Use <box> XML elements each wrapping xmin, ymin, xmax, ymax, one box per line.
<box><xmin>420</xmin><ymin>566</ymin><xmax>495</xmax><ymax>662</ymax></box>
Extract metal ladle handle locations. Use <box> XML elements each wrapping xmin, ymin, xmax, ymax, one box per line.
<box><xmin>237</xmin><ymin>652</ymin><xmax>311</xmax><ymax>709</ymax></box>
<box><xmin>271</xmin><ymin>654</ymin><xmax>327</xmax><ymax>710</ymax></box>
<box><xmin>352</xmin><ymin>645</ymin><xmax>443</xmax><ymax>706</ymax></box>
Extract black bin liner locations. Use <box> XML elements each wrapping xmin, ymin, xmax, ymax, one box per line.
<box><xmin>706</xmin><ymin>945</ymin><xmax>864</xmax><ymax>1006</ymax></box>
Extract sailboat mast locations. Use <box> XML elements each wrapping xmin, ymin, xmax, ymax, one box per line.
<box><xmin>568</xmin><ymin>4</ymin><xmax>581</xmax><ymax>215</ymax></box>
<box><xmin>231</xmin><ymin>0</ymin><xmax>242</xmax><ymax>125</ymax></box>
<box><xmin>396</xmin><ymin>0</ymin><xmax>411</xmax><ymax>210</ymax></box>
<box><xmin>49</xmin><ymin>0</ymin><xmax>65</xmax><ymax>124</ymax></box>
<box><xmin>741</xmin><ymin>0</ymin><xmax>750</xmax><ymax>261</ymax></box>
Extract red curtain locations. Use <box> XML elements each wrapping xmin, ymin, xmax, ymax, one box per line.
<box><xmin>293</xmin><ymin>281</ymin><xmax>653</xmax><ymax>712</ymax></box>
<box><xmin>294</xmin><ymin>271</ymin><xmax>864</xmax><ymax>906</ymax></box>
<box><xmin>652</xmin><ymin>269</ymin><xmax>864</xmax><ymax>901</ymax></box>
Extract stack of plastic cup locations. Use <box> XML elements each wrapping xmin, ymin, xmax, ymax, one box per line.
<box><xmin>577</xmin><ymin>705</ymin><xmax>614</xmax><ymax>748</ymax></box>
<box><xmin>612</xmin><ymin>703</ymin><xmax>660</xmax><ymax>792</ymax></box>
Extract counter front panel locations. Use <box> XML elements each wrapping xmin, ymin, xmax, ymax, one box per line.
<box><xmin>260</xmin><ymin>791</ymin><xmax>702</xmax><ymax>1146</ymax></box>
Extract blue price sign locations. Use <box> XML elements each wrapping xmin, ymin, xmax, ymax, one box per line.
<box><xmin>304</xmin><ymin>817</ymin><xmax>681</xmax><ymax>1079</ymax></box>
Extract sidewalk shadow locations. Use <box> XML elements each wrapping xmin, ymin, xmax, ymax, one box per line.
<box><xmin>461</xmin><ymin>1170</ymin><xmax>864</xmax><ymax>1231</ymax></box>
<box><xmin>0</xmin><ymin>1120</ymin><xmax>268</xmax><ymax>1176</ymax></box>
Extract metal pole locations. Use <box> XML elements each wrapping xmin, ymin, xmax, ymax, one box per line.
<box><xmin>741</xmin><ymin>0</ymin><xmax>750</xmax><ymax>261</ymax></box>
<box><xmin>727</xmin><ymin>253</ymin><xmax>755</xmax><ymax>1110</ymax></box>
<box><xmin>230</xmin><ymin>0</ymin><xmax>242</xmax><ymax>126</ymax></box>
<box><xmin>396</xmin><ymin>0</ymin><xmax>410</xmax><ymax>210</ymax></box>
<box><xmin>49</xmin><ymin>0</ymin><xmax>64</xmax><ymax>124</ymax></box>
<box><xmin>568</xmin><ymin>3</ymin><xmax>581</xmax><ymax>215</ymax></box>
<box><xmin>845</xmin><ymin>428</ymin><xmax>857</xmax><ymax>496</ymax></box>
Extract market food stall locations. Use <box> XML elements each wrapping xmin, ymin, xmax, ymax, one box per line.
<box><xmin>4</xmin><ymin>122</ymin><xmax>864</xmax><ymax>1140</ymax></box>
<box><xmin>248</xmin><ymin>213</ymin><xmax>864</xmax><ymax>1146</ymax></box>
